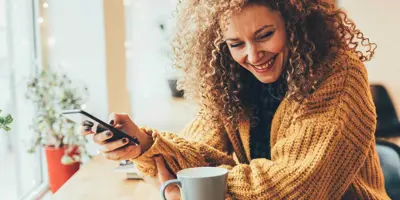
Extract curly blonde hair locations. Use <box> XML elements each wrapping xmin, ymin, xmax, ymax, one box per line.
<box><xmin>172</xmin><ymin>0</ymin><xmax>376</xmax><ymax>130</ymax></box>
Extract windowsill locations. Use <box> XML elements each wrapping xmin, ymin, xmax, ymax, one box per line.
<box><xmin>22</xmin><ymin>183</ymin><xmax>49</xmax><ymax>200</ymax></box>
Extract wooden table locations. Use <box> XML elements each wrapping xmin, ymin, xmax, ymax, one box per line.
<box><xmin>53</xmin><ymin>137</ymin><xmax>400</xmax><ymax>200</ymax></box>
<box><xmin>53</xmin><ymin>155</ymin><xmax>162</xmax><ymax>200</ymax></box>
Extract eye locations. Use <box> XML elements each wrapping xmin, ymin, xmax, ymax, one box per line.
<box><xmin>258</xmin><ymin>31</ymin><xmax>274</xmax><ymax>40</ymax></box>
<box><xmin>230</xmin><ymin>42</ymin><xmax>244</xmax><ymax>48</ymax></box>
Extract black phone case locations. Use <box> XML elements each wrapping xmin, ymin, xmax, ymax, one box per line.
<box><xmin>63</xmin><ymin>110</ymin><xmax>140</xmax><ymax>145</ymax></box>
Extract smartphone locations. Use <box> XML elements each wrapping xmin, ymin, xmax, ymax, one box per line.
<box><xmin>62</xmin><ymin>109</ymin><xmax>140</xmax><ymax>145</ymax></box>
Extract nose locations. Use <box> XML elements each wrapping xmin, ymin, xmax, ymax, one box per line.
<box><xmin>247</xmin><ymin>44</ymin><xmax>264</xmax><ymax>65</ymax></box>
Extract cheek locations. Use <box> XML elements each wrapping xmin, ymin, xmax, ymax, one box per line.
<box><xmin>230</xmin><ymin>50</ymin><xmax>246</xmax><ymax>65</ymax></box>
<box><xmin>265</xmin><ymin>30</ymin><xmax>287</xmax><ymax>53</ymax></box>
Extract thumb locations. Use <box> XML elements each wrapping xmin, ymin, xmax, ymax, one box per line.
<box><xmin>109</xmin><ymin>112</ymin><xmax>132</xmax><ymax>126</ymax></box>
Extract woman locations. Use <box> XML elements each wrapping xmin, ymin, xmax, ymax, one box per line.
<box><xmin>84</xmin><ymin>0</ymin><xmax>389</xmax><ymax>199</ymax></box>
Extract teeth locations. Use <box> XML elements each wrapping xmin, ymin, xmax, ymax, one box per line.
<box><xmin>253</xmin><ymin>56</ymin><xmax>275</xmax><ymax>70</ymax></box>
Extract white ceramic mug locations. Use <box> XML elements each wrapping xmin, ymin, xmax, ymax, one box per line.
<box><xmin>160</xmin><ymin>167</ymin><xmax>228</xmax><ymax>200</ymax></box>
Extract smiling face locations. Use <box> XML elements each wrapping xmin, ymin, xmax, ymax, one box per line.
<box><xmin>224</xmin><ymin>4</ymin><xmax>288</xmax><ymax>84</ymax></box>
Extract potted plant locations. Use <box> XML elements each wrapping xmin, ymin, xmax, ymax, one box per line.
<box><xmin>0</xmin><ymin>110</ymin><xmax>13</xmax><ymax>131</ymax></box>
<box><xmin>26</xmin><ymin>68</ymin><xmax>90</xmax><ymax>193</ymax></box>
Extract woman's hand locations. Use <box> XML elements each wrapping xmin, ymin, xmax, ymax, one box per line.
<box><xmin>81</xmin><ymin>113</ymin><xmax>153</xmax><ymax>160</ymax></box>
<box><xmin>140</xmin><ymin>155</ymin><xmax>181</xmax><ymax>200</ymax></box>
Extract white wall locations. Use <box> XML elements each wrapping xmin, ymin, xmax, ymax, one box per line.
<box><xmin>45</xmin><ymin>0</ymin><xmax>108</xmax><ymax>155</ymax></box>
<box><xmin>125</xmin><ymin>0</ymin><xmax>198</xmax><ymax>133</ymax></box>
<box><xmin>339</xmin><ymin>0</ymin><xmax>400</xmax><ymax>117</ymax></box>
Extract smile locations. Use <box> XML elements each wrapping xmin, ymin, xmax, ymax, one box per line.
<box><xmin>250</xmin><ymin>54</ymin><xmax>278</xmax><ymax>71</ymax></box>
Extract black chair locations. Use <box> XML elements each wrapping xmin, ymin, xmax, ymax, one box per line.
<box><xmin>376</xmin><ymin>138</ymin><xmax>400</xmax><ymax>199</ymax></box>
<box><xmin>370</xmin><ymin>84</ymin><xmax>400</xmax><ymax>137</ymax></box>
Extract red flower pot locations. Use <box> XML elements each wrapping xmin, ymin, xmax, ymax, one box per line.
<box><xmin>45</xmin><ymin>146</ymin><xmax>80</xmax><ymax>193</ymax></box>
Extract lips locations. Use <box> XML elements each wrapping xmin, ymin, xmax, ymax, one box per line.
<box><xmin>250</xmin><ymin>54</ymin><xmax>278</xmax><ymax>71</ymax></box>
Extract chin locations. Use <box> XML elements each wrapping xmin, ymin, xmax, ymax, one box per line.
<box><xmin>256</xmin><ymin>74</ymin><xmax>280</xmax><ymax>84</ymax></box>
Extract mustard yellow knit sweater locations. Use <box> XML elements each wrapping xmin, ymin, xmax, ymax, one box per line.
<box><xmin>132</xmin><ymin>52</ymin><xmax>390</xmax><ymax>200</ymax></box>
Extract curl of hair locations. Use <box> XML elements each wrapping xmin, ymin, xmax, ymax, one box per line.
<box><xmin>172</xmin><ymin>0</ymin><xmax>376</xmax><ymax>130</ymax></box>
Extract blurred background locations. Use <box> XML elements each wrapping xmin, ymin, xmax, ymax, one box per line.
<box><xmin>0</xmin><ymin>0</ymin><xmax>399</xmax><ymax>199</ymax></box>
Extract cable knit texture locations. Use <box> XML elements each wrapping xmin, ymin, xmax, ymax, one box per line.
<box><xmin>132</xmin><ymin>51</ymin><xmax>389</xmax><ymax>200</ymax></box>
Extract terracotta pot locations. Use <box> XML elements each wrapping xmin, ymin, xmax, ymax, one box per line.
<box><xmin>45</xmin><ymin>146</ymin><xmax>80</xmax><ymax>193</ymax></box>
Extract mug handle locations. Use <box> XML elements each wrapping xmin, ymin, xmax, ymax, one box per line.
<box><xmin>160</xmin><ymin>179</ymin><xmax>182</xmax><ymax>200</ymax></box>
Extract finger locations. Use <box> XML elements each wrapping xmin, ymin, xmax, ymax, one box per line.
<box><xmin>118</xmin><ymin>146</ymin><xmax>141</xmax><ymax>160</ymax></box>
<box><xmin>100</xmin><ymin>137</ymin><xmax>129</xmax><ymax>153</ymax></box>
<box><xmin>93</xmin><ymin>130</ymin><xmax>113</xmax><ymax>144</ymax></box>
<box><xmin>103</xmin><ymin>145</ymin><xmax>137</xmax><ymax>160</ymax></box>
<box><xmin>154</xmin><ymin>155</ymin><xmax>175</xmax><ymax>183</ymax></box>
<box><xmin>114</xmin><ymin>124</ymin><xmax>123</xmax><ymax>130</ymax></box>
<box><xmin>109</xmin><ymin>112</ymin><xmax>131</xmax><ymax>126</ymax></box>
<box><xmin>108</xmin><ymin>112</ymin><xmax>116</xmax><ymax>126</ymax></box>
<box><xmin>81</xmin><ymin>120</ymin><xmax>95</xmax><ymax>136</ymax></box>
<box><xmin>81</xmin><ymin>125</ymin><xmax>94</xmax><ymax>136</ymax></box>
<box><xmin>82</xmin><ymin>120</ymin><xmax>94</xmax><ymax>127</ymax></box>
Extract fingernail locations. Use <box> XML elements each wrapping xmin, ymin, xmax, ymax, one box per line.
<box><xmin>122</xmin><ymin>138</ymin><xmax>127</xmax><ymax>143</ymax></box>
<box><xmin>109</xmin><ymin>120</ymin><xmax>114</xmax><ymax>125</ymax></box>
<box><xmin>84</xmin><ymin>126</ymin><xmax>91</xmax><ymax>131</ymax></box>
<box><xmin>106</xmin><ymin>131</ymin><xmax>112</xmax><ymax>137</ymax></box>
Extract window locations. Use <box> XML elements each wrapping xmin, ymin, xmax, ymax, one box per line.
<box><xmin>0</xmin><ymin>0</ymin><xmax>46</xmax><ymax>199</ymax></box>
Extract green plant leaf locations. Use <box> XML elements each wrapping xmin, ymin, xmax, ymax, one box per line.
<box><xmin>0</xmin><ymin>111</ymin><xmax>13</xmax><ymax>131</ymax></box>
<box><xmin>27</xmin><ymin>147</ymin><xmax>36</xmax><ymax>154</ymax></box>
<box><xmin>4</xmin><ymin>115</ymin><xmax>13</xmax><ymax>124</ymax></box>
<box><xmin>0</xmin><ymin>124</ymin><xmax>10</xmax><ymax>131</ymax></box>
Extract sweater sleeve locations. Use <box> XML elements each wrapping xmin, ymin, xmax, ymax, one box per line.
<box><xmin>132</xmin><ymin>116</ymin><xmax>236</xmax><ymax>177</ymax></box>
<box><xmin>132</xmin><ymin>61</ymin><xmax>376</xmax><ymax>199</ymax></box>
<box><xmin>220</xmin><ymin>63</ymin><xmax>377</xmax><ymax>199</ymax></box>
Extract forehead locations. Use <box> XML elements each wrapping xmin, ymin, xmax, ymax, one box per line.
<box><xmin>224</xmin><ymin>4</ymin><xmax>280</xmax><ymax>37</ymax></box>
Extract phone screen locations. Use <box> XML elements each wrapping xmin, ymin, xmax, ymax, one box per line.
<box><xmin>62</xmin><ymin>109</ymin><xmax>140</xmax><ymax>144</ymax></box>
<box><xmin>62</xmin><ymin>110</ymin><xmax>108</xmax><ymax>132</ymax></box>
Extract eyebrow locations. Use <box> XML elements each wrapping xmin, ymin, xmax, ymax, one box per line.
<box><xmin>225</xmin><ymin>25</ymin><xmax>273</xmax><ymax>42</ymax></box>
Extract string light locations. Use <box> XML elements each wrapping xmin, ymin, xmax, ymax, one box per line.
<box><xmin>47</xmin><ymin>37</ymin><xmax>56</xmax><ymax>47</ymax></box>
<box><xmin>38</xmin><ymin>17</ymin><xmax>44</xmax><ymax>24</ymax></box>
<box><xmin>124</xmin><ymin>41</ymin><xmax>131</xmax><ymax>48</ymax></box>
<box><xmin>39</xmin><ymin>1</ymin><xmax>48</xmax><ymax>24</ymax></box>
